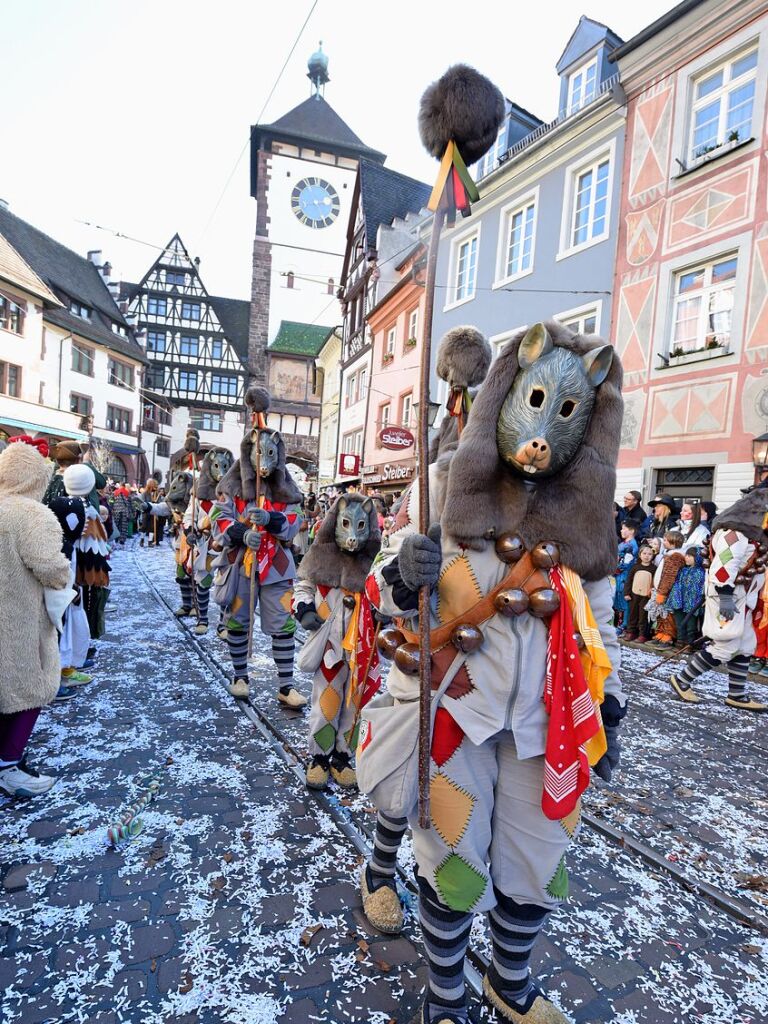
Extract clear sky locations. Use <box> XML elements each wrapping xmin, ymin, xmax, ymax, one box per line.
<box><xmin>0</xmin><ymin>0</ymin><xmax>677</xmax><ymax>300</ymax></box>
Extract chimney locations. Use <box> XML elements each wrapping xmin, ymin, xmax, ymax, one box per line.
<box><xmin>87</xmin><ymin>249</ymin><xmax>104</xmax><ymax>268</ymax></box>
<box><xmin>102</xmin><ymin>260</ymin><xmax>112</xmax><ymax>282</ymax></box>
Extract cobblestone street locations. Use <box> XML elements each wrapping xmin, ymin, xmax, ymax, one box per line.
<box><xmin>2</xmin><ymin>545</ymin><xmax>767</xmax><ymax>1024</ymax></box>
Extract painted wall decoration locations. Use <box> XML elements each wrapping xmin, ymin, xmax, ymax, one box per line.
<box><xmin>646</xmin><ymin>375</ymin><xmax>735</xmax><ymax>442</ymax></box>
<box><xmin>615</xmin><ymin>272</ymin><xmax>657</xmax><ymax>377</ymax></box>
<box><xmin>740</xmin><ymin>372</ymin><xmax>768</xmax><ymax>436</ymax></box>
<box><xmin>665</xmin><ymin>161</ymin><xmax>756</xmax><ymax>251</ymax></box>
<box><xmin>625</xmin><ymin>200</ymin><xmax>665</xmax><ymax>265</ymax></box>
<box><xmin>269</xmin><ymin>357</ymin><xmax>310</xmax><ymax>404</ymax></box>
<box><xmin>620</xmin><ymin>389</ymin><xmax>646</xmax><ymax>450</ymax></box>
<box><xmin>745</xmin><ymin>225</ymin><xmax>768</xmax><ymax>354</ymax></box>
<box><xmin>628</xmin><ymin>85</ymin><xmax>673</xmax><ymax>202</ymax></box>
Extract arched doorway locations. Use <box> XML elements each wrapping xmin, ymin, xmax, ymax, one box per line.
<box><xmin>105</xmin><ymin>454</ymin><xmax>128</xmax><ymax>482</ymax></box>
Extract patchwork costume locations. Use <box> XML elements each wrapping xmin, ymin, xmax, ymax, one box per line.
<box><xmin>360</xmin><ymin>322</ymin><xmax>626</xmax><ymax>1024</ymax></box>
<box><xmin>210</xmin><ymin>388</ymin><xmax>304</xmax><ymax>705</ymax></box>
<box><xmin>292</xmin><ymin>494</ymin><xmax>381</xmax><ymax>789</ymax></box>
<box><xmin>671</xmin><ymin>486</ymin><xmax>768</xmax><ymax>711</ymax></box>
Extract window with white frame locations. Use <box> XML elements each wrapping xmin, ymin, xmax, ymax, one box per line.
<box><xmin>358</xmin><ymin>366</ymin><xmax>367</xmax><ymax>401</ymax></box>
<box><xmin>380</xmin><ymin>403</ymin><xmax>390</xmax><ymax>430</ymax></box>
<box><xmin>501</xmin><ymin>198</ymin><xmax>536</xmax><ymax>280</ymax></box>
<box><xmin>453</xmin><ymin>233</ymin><xmax>479</xmax><ymax>303</ymax></box>
<box><xmin>343</xmin><ymin>429</ymin><xmax>363</xmax><ymax>457</ymax></box>
<box><xmin>567</xmin><ymin>58</ymin><xmax>598</xmax><ymax>115</ymax></box>
<box><xmin>559</xmin><ymin>308</ymin><xmax>598</xmax><ymax>335</ymax></box>
<box><xmin>345</xmin><ymin>372</ymin><xmax>357</xmax><ymax>407</ymax></box>
<box><xmin>401</xmin><ymin>392</ymin><xmax>413</xmax><ymax>428</ymax></box>
<box><xmin>385</xmin><ymin>326</ymin><xmax>396</xmax><ymax>358</ymax></box>
<box><xmin>147</xmin><ymin>296</ymin><xmax>166</xmax><ymax>316</ymax></box>
<box><xmin>689</xmin><ymin>47</ymin><xmax>758</xmax><ymax>161</ymax></box>
<box><xmin>569</xmin><ymin>156</ymin><xmax>610</xmax><ymax>249</ymax></box>
<box><xmin>474</xmin><ymin>119</ymin><xmax>508</xmax><ymax>180</ymax></box>
<box><xmin>670</xmin><ymin>255</ymin><xmax>737</xmax><ymax>357</ymax></box>
<box><xmin>407</xmin><ymin>308</ymin><xmax>419</xmax><ymax>344</ymax></box>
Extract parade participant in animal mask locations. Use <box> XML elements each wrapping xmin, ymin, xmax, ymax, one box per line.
<box><xmin>670</xmin><ymin>484</ymin><xmax>768</xmax><ymax>711</ymax></box>
<box><xmin>210</xmin><ymin>387</ymin><xmax>304</xmax><ymax>705</ymax></box>
<box><xmin>292</xmin><ymin>493</ymin><xmax>381</xmax><ymax>790</ymax></box>
<box><xmin>146</xmin><ymin>443</ymin><xmax>235</xmax><ymax>636</ymax></box>
<box><xmin>141</xmin><ymin>444</ymin><xmax>195</xmax><ymax>613</ymax></box>
<box><xmin>361</xmin><ymin>321</ymin><xmax>625</xmax><ymax>1024</ymax></box>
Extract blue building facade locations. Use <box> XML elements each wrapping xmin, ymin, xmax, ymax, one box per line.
<box><xmin>430</xmin><ymin>17</ymin><xmax>627</xmax><ymax>401</ymax></box>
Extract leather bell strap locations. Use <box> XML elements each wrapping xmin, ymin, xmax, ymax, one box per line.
<box><xmin>396</xmin><ymin>552</ymin><xmax>549</xmax><ymax>653</ymax></box>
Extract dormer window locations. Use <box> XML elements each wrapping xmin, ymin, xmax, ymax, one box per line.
<box><xmin>70</xmin><ymin>300</ymin><xmax>91</xmax><ymax>320</ymax></box>
<box><xmin>166</xmin><ymin>270</ymin><xmax>186</xmax><ymax>287</ymax></box>
<box><xmin>567</xmin><ymin>57</ymin><xmax>597</xmax><ymax>115</ymax></box>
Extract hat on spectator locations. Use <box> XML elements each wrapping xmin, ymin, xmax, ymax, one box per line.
<box><xmin>63</xmin><ymin>464</ymin><xmax>95</xmax><ymax>497</ymax></box>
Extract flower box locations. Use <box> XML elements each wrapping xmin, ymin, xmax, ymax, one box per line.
<box><xmin>666</xmin><ymin>343</ymin><xmax>730</xmax><ymax>368</ymax></box>
<box><xmin>382</xmin><ymin>352</ymin><xmax>394</xmax><ymax>364</ymax></box>
<box><xmin>405</xmin><ymin>337</ymin><xmax>418</xmax><ymax>349</ymax></box>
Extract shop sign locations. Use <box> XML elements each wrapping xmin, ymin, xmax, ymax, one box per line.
<box><xmin>363</xmin><ymin>462</ymin><xmax>415</xmax><ymax>485</ymax></box>
<box><xmin>337</xmin><ymin>452</ymin><xmax>361</xmax><ymax>477</ymax></box>
<box><xmin>379</xmin><ymin>426</ymin><xmax>415</xmax><ymax>450</ymax></box>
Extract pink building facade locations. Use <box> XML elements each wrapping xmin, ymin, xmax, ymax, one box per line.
<box><xmin>611</xmin><ymin>0</ymin><xmax>768</xmax><ymax>509</ymax></box>
<box><xmin>361</xmin><ymin>245</ymin><xmax>426</xmax><ymax>500</ymax></box>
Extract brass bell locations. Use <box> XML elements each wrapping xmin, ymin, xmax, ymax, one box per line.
<box><xmin>377</xmin><ymin>627</ymin><xmax>406</xmax><ymax>660</ymax></box>
<box><xmin>343</xmin><ymin>594</ymin><xmax>357</xmax><ymax>609</ymax></box>
<box><xmin>394</xmin><ymin>642</ymin><xmax>421</xmax><ymax>675</ymax></box>
<box><xmin>451</xmin><ymin>623</ymin><xmax>484</xmax><ymax>653</ymax></box>
<box><xmin>531</xmin><ymin>541</ymin><xmax>560</xmax><ymax>570</ymax></box>
<box><xmin>495</xmin><ymin>533</ymin><xmax>525</xmax><ymax>564</ymax></box>
<box><xmin>735</xmin><ymin>575</ymin><xmax>746</xmax><ymax>586</ymax></box>
<box><xmin>494</xmin><ymin>588</ymin><xmax>529</xmax><ymax>616</ymax></box>
<box><xmin>529</xmin><ymin>587</ymin><xmax>561</xmax><ymax>618</ymax></box>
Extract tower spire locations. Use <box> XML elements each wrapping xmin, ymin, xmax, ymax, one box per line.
<box><xmin>307</xmin><ymin>41</ymin><xmax>330</xmax><ymax>98</ymax></box>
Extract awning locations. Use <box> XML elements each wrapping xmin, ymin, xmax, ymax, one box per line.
<box><xmin>92</xmin><ymin>436</ymin><xmax>146</xmax><ymax>456</ymax></box>
<box><xmin>0</xmin><ymin>416</ymin><xmax>87</xmax><ymax>441</ymax></box>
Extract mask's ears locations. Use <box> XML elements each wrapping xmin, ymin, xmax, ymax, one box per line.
<box><xmin>337</xmin><ymin>496</ymin><xmax>348</xmax><ymax>513</ymax></box>
<box><xmin>362</xmin><ymin>497</ymin><xmax>374</xmax><ymax>513</ymax></box>
<box><xmin>581</xmin><ymin>345</ymin><xmax>614</xmax><ymax>386</ymax></box>
<box><xmin>518</xmin><ymin>323</ymin><xmax>554</xmax><ymax>369</ymax></box>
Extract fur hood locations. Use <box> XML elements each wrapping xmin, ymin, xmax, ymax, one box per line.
<box><xmin>0</xmin><ymin>443</ymin><xmax>54</xmax><ymax>501</ymax></box>
<box><xmin>442</xmin><ymin>320</ymin><xmax>623</xmax><ymax>580</ymax></box>
<box><xmin>197</xmin><ymin>448</ymin><xmax>233</xmax><ymax>502</ymax></box>
<box><xmin>712</xmin><ymin>486</ymin><xmax>768</xmax><ymax>544</ymax></box>
<box><xmin>299</xmin><ymin>493</ymin><xmax>381</xmax><ymax>592</ymax></box>
<box><xmin>219</xmin><ymin>430</ymin><xmax>302</xmax><ymax>505</ymax></box>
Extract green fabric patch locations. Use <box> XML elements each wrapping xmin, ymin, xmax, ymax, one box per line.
<box><xmin>281</xmin><ymin>617</ymin><xmax>296</xmax><ymax>636</ymax></box>
<box><xmin>546</xmin><ymin>856</ymin><xmax>569</xmax><ymax>901</ymax></box>
<box><xmin>719</xmin><ymin>548</ymin><xmax>733</xmax><ymax>565</ymax></box>
<box><xmin>200</xmin><ymin>574</ymin><xmax>213</xmax><ymax>588</ymax></box>
<box><xmin>434</xmin><ymin>853</ymin><xmax>487</xmax><ymax>913</ymax></box>
<box><xmin>314</xmin><ymin>723</ymin><xmax>336</xmax><ymax>752</ymax></box>
<box><xmin>345</xmin><ymin>721</ymin><xmax>360</xmax><ymax>751</ymax></box>
<box><xmin>176</xmin><ymin>565</ymin><xmax>187</xmax><ymax>581</ymax></box>
<box><xmin>227</xmin><ymin>618</ymin><xmax>243</xmax><ymax>631</ymax></box>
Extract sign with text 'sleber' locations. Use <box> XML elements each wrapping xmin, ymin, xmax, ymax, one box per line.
<box><xmin>379</xmin><ymin>427</ymin><xmax>415</xmax><ymax>450</ymax></box>
<box><xmin>338</xmin><ymin>452</ymin><xmax>361</xmax><ymax>477</ymax></box>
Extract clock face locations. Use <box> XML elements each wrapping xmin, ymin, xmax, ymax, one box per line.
<box><xmin>291</xmin><ymin>177</ymin><xmax>340</xmax><ymax>228</ymax></box>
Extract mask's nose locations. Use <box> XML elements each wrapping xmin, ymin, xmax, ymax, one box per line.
<box><xmin>514</xmin><ymin>438</ymin><xmax>551</xmax><ymax>474</ymax></box>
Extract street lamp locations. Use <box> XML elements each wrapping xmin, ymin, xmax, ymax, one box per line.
<box><xmin>412</xmin><ymin>399</ymin><xmax>441</xmax><ymax>428</ymax></box>
<box><xmin>753</xmin><ymin>431</ymin><xmax>768</xmax><ymax>484</ymax></box>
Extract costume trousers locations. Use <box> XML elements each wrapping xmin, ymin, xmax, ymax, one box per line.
<box><xmin>408</xmin><ymin>723</ymin><xmax>578</xmax><ymax>916</ymax></box>
<box><xmin>222</xmin><ymin>571</ymin><xmax>294</xmax><ymax>636</ymax></box>
<box><xmin>0</xmin><ymin>708</ymin><xmax>41</xmax><ymax>763</ymax></box>
<box><xmin>627</xmin><ymin>595</ymin><xmax>649</xmax><ymax>637</ymax></box>
<box><xmin>308</xmin><ymin>658</ymin><xmax>358</xmax><ymax>758</ymax></box>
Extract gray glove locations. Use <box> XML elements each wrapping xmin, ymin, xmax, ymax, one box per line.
<box><xmin>249</xmin><ymin>509</ymin><xmax>270</xmax><ymax>527</ymax></box>
<box><xmin>718</xmin><ymin>592</ymin><xmax>736</xmax><ymax>621</ymax></box>
<box><xmin>244</xmin><ymin>528</ymin><xmax>262</xmax><ymax>550</ymax></box>
<box><xmin>299</xmin><ymin>609</ymin><xmax>324</xmax><ymax>631</ymax></box>
<box><xmin>593</xmin><ymin>694</ymin><xmax>625</xmax><ymax>783</ymax></box>
<box><xmin>399</xmin><ymin>524</ymin><xmax>442</xmax><ymax>592</ymax></box>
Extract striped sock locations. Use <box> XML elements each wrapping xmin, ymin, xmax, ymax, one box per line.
<box><xmin>488</xmin><ymin>889</ymin><xmax>549</xmax><ymax>1012</ymax></box>
<box><xmin>727</xmin><ymin>654</ymin><xmax>750</xmax><ymax>700</ymax></box>
<box><xmin>417</xmin><ymin>875</ymin><xmax>472</xmax><ymax>1014</ymax></box>
<box><xmin>369</xmin><ymin>813</ymin><xmax>407</xmax><ymax>880</ymax></box>
<box><xmin>271</xmin><ymin>633</ymin><xmax>295</xmax><ymax>695</ymax></box>
<box><xmin>676</xmin><ymin>648</ymin><xmax>718</xmax><ymax>689</ymax></box>
<box><xmin>196</xmin><ymin>585</ymin><xmax>210</xmax><ymax>625</ymax></box>
<box><xmin>227</xmin><ymin>628</ymin><xmax>249</xmax><ymax>682</ymax></box>
<box><xmin>177</xmin><ymin>577</ymin><xmax>193</xmax><ymax>610</ymax></box>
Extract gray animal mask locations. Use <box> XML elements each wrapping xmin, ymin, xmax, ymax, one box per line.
<box><xmin>207</xmin><ymin>448</ymin><xmax>233</xmax><ymax>483</ymax></box>
<box><xmin>249</xmin><ymin>430</ymin><xmax>280</xmax><ymax>478</ymax></box>
<box><xmin>166</xmin><ymin>470</ymin><xmax>193</xmax><ymax>513</ymax></box>
<box><xmin>496</xmin><ymin>323</ymin><xmax>613</xmax><ymax>480</ymax></box>
<box><xmin>335</xmin><ymin>495</ymin><xmax>374</xmax><ymax>553</ymax></box>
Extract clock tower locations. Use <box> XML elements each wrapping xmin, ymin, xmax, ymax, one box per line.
<box><xmin>248</xmin><ymin>45</ymin><xmax>385</xmax><ymax>384</ymax></box>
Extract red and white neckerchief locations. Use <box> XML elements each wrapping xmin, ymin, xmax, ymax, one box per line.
<box><xmin>542</xmin><ymin>565</ymin><xmax>601</xmax><ymax>820</ymax></box>
<box><xmin>354</xmin><ymin>590</ymin><xmax>381</xmax><ymax>710</ymax></box>
<box><xmin>233</xmin><ymin>497</ymin><xmax>298</xmax><ymax>583</ymax></box>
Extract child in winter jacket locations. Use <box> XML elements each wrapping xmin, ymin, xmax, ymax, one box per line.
<box><xmin>623</xmin><ymin>543</ymin><xmax>655</xmax><ymax>642</ymax></box>
<box><xmin>668</xmin><ymin>546</ymin><xmax>706</xmax><ymax>648</ymax></box>
<box><xmin>613</xmin><ymin>522</ymin><xmax>639</xmax><ymax>632</ymax></box>
<box><xmin>648</xmin><ymin>530</ymin><xmax>686</xmax><ymax>648</ymax></box>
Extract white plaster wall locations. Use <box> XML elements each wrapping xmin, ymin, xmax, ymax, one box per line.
<box><xmin>713</xmin><ymin>462</ymin><xmax>754</xmax><ymax>511</ymax></box>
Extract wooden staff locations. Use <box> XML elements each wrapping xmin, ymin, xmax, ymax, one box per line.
<box><xmin>416</xmin><ymin>206</ymin><xmax>446</xmax><ymax>830</ymax></box>
<box><xmin>248</xmin><ymin>422</ymin><xmax>261</xmax><ymax>661</ymax></box>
